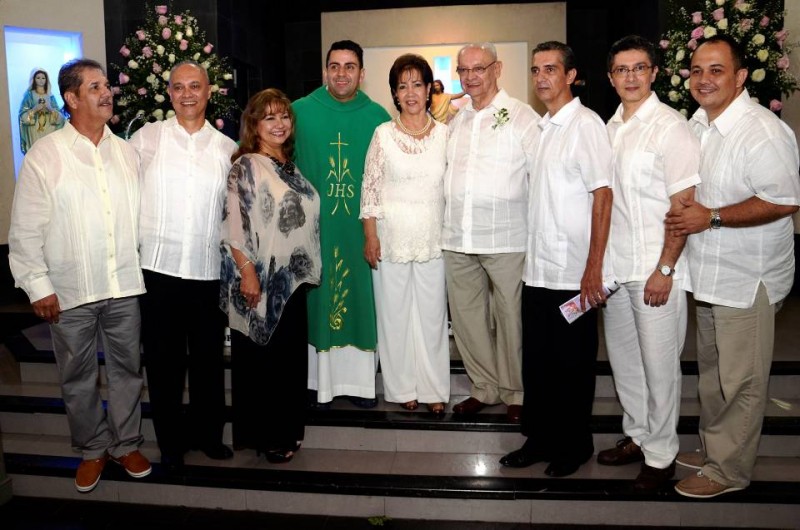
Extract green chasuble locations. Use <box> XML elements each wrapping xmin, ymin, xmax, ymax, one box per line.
<box><xmin>293</xmin><ymin>86</ymin><xmax>390</xmax><ymax>352</ymax></box>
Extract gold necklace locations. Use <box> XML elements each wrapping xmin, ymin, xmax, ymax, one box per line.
<box><xmin>395</xmin><ymin>114</ymin><xmax>432</xmax><ymax>136</ymax></box>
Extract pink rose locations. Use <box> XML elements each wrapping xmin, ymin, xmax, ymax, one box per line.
<box><xmin>691</xmin><ymin>26</ymin><xmax>705</xmax><ymax>40</ymax></box>
<box><xmin>142</xmin><ymin>46</ymin><xmax>153</xmax><ymax>58</ymax></box>
<box><xmin>136</xmin><ymin>30</ymin><xmax>146</xmax><ymax>41</ymax></box>
<box><xmin>659</xmin><ymin>39</ymin><xmax>670</xmax><ymax>49</ymax></box>
<box><xmin>219</xmin><ymin>88</ymin><xmax>228</xmax><ymax>95</ymax></box>
<box><xmin>776</xmin><ymin>29</ymin><xmax>789</xmax><ymax>44</ymax></box>
<box><xmin>119</xmin><ymin>73</ymin><xmax>130</xmax><ymax>85</ymax></box>
<box><xmin>691</xmin><ymin>11</ymin><xmax>702</xmax><ymax>24</ymax></box>
<box><xmin>155</xmin><ymin>5</ymin><xmax>167</xmax><ymax>14</ymax></box>
<box><xmin>712</xmin><ymin>8</ymin><xmax>724</xmax><ymax>21</ymax></box>
<box><xmin>679</xmin><ymin>69</ymin><xmax>690</xmax><ymax>78</ymax></box>
<box><xmin>120</xmin><ymin>45</ymin><xmax>130</xmax><ymax>57</ymax></box>
<box><xmin>137</xmin><ymin>87</ymin><xmax>147</xmax><ymax>95</ymax></box>
<box><xmin>687</xmin><ymin>39</ymin><xmax>698</xmax><ymax>50</ymax></box>
<box><xmin>158</xmin><ymin>15</ymin><xmax>168</xmax><ymax>26</ymax></box>
<box><xmin>152</xmin><ymin>63</ymin><xmax>163</xmax><ymax>74</ymax></box>
<box><xmin>162</xmin><ymin>27</ymin><xmax>172</xmax><ymax>39</ymax></box>
<box><xmin>769</xmin><ymin>99</ymin><xmax>783</xmax><ymax>112</ymax></box>
<box><xmin>740</xmin><ymin>18</ymin><xmax>753</xmax><ymax>32</ymax></box>
<box><xmin>777</xmin><ymin>54</ymin><xmax>790</xmax><ymax>70</ymax></box>
<box><xmin>204</xmin><ymin>43</ymin><xmax>214</xmax><ymax>54</ymax></box>
<box><xmin>174</xmin><ymin>15</ymin><xmax>183</xmax><ymax>25</ymax></box>
<box><xmin>111</xmin><ymin>86</ymin><xmax>121</xmax><ymax>95</ymax></box>
<box><xmin>215</xmin><ymin>119</ymin><xmax>224</xmax><ymax>129</ymax></box>
<box><xmin>179</xmin><ymin>39</ymin><xmax>189</xmax><ymax>51</ymax></box>
<box><xmin>110</xmin><ymin>115</ymin><xmax>120</xmax><ymax>125</ymax></box>
<box><xmin>760</xmin><ymin>16</ymin><xmax>770</xmax><ymax>27</ymax></box>
<box><xmin>665</xmin><ymin>68</ymin><xmax>673</xmax><ymax>75</ymax></box>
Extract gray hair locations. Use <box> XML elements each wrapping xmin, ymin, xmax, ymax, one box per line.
<box><xmin>458</xmin><ymin>42</ymin><xmax>498</xmax><ymax>62</ymax></box>
<box><xmin>169</xmin><ymin>60</ymin><xmax>210</xmax><ymax>85</ymax></box>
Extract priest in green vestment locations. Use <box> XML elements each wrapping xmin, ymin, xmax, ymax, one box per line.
<box><xmin>293</xmin><ymin>40</ymin><xmax>390</xmax><ymax>406</ymax></box>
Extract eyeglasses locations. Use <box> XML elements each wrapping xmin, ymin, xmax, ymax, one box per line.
<box><xmin>610</xmin><ymin>64</ymin><xmax>653</xmax><ymax>78</ymax></box>
<box><xmin>456</xmin><ymin>61</ymin><xmax>497</xmax><ymax>76</ymax></box>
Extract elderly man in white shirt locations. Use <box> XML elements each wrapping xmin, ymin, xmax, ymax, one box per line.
<box><xmin>500</xmin><ymin>41</ymin><xmax>612</xmax><ymax>478</ymax></box>
<box><xmin>129</xmin><ymin>61</ymin><xmax>237</xmax><ymax>471</ymax></box>
<box><xmin>9</xmin><ymin>58</ymin><xmax>151</xmax><ymax>493</ymax></box>
<box><xmin>666</xmin><ymin>35</ymin><xmax>800</xmax><ymax>499</ymax></box>
<box><xmin>442</xmin><ymin>42</ymin><xmax>540</xmax><ymax>424</ymax></box>
<box><xmin>596</xmin><ymin>36</ymin><xmax>701</xmax><ymax>492</ymax></box>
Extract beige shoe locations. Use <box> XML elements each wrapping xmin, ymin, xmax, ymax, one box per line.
<box><xmin>675</xmin><ymin>471</ymin><xmax>744</xmax><ymax>499</ymax></box>
<box><xmin>676</xmin><ymin>449</ymin><xmax>704</xmax><ymax>470</ymax></box>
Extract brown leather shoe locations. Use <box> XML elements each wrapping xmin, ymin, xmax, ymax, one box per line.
<box><xmin>596</xmin><ymin>437</ymin><xmax>644</xmax><ymax>466</ymax></box>
<box><xmin>452</xmin><ymin>397</ymin><xmax>487</xmax><ymax>415</ymax></box>
<box><xmin>676</xmin><ymin>449</ymin><xmax>704</xmax><ymax>470</ymax></box>
<box><xmin>111</xmin><ymin>450</ymin><xmax>152</xmax><ymax>478</ymax></box>
<box><xmin>75</xmin><ymin>455</ymin><xmax>108</xmax><ymax>493</ymax></box>
<box><xmin>633</xmin><ymin>462</ymin><xmax>676</xmax><ymax>491</ymax></box>
<box><xmin>506</xmin><ymin>404</ymin><xmax>522</xmax><ymax>424</ymax></box>
<box><xmin>675</xmin><ymin>471</ymin><xmax>744</xmax><ymax>499</ymax></box>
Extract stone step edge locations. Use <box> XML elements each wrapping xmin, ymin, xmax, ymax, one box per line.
<box><xmin>6</xmin><ymin>452</ymin><xmax>800</xmax><ymax>505</ymax></box>
<box><xmin>2</xmin><ymin>395</ymin><xmax>799</xmax><ymax>436</ymax></box>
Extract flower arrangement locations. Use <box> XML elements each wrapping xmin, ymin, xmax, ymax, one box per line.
<box><xmin>492</xmin><ymin>108</ymin><xmax>509</xmax><ymax>129</ymax></box>
<box><xmin>110</xmin><ymin>3</ymin><xmax>237</xmax><ymax>135</ymax></box>
<box><xmin>654</xmin><ymin>0</ymin><xmax>798</xmax><ymax>116</ymax></box>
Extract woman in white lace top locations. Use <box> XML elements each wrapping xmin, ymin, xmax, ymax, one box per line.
<box><xmin>360</xmin><ymin>54</ymin><xmax>450</xmax><ymax>414</ymax></box>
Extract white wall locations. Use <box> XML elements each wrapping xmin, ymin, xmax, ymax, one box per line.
<box><xmin>0</xmin><ymin>0</ymin><xmax>106</xmax><ymax>245</ymax></box>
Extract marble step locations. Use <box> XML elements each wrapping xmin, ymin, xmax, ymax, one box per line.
<box><xmin>3</xmin><ymin>435</ymin><xmax>800</xmax><ymax>527</ymax></box>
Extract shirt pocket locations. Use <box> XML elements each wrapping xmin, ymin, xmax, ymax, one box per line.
<box><xmin>630</xmin><ymin>151</ymin><xmax>657</xmax><ymax>188</ymax></box>
<box><xmin>535</xmin><ymin>232</ymin><xmax>568</xmax><ymax>271</ymax></box>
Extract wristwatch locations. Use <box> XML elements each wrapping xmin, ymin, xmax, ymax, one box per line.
<box><xmin>658</xmin><ymin>264</ymin><xmax>674</xmax><ymax>277</ymax></box>
<box><xmin>710</xmin><ymin>208</ymin><xmax>722</xmax><ymax>230</ymax></box>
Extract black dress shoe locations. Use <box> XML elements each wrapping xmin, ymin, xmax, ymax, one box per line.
<box><xmin>500</xmin><ymin>447</ymin><xmax>546</xmax><ymax>468</ymax></box>
<box><xmin>633</xmin><ymin>461</ymin><xmax>676</xmax><ymax>491</ymax></box>
<box><xmin>348</xmin><ymin>396</ymin><xmax>378</xmax><ymax>409</ymax></box>
<box><xmin>545</xmin><ymin>452</ymin><xmax>592</xmax><ymax>477</ymax></box>
<box><xmin>506</xmin><ymin>404</ymin><xmax>522</xmax><ymax>424</ymax></box>
<box><xmin>197</xmin><ymin>443</ymin><xmax>233</xmax><ymax>460</ymax></box>
<box><xmin>452</xmin><ymin>397</ymin><xmax>487</xmax><ymax>415</ymax></box>
<box><xmin>160</xmin><ymin>453</ymin><xmax>185</xmax><ymax>473</ymax></box>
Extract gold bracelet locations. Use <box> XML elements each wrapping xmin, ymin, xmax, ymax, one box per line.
<box><xmin>238</xmin><ymin>259</ymin><xmax>252</xmax><ymax>272</ymax></box>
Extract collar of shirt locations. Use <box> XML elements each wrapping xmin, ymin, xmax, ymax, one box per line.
<box><xmin>609</xmin><ymin>91</ymin><xmax>660</xmax><ymax>126</ymax></box>
<box><xmin>164</xmin><ymin>115</ymin><xmax>215</xmax><ymax>138</ymax></box>
<box><xmin>690</xmin><ymin>88</ymin><xmax>750</xmax><ymax>135</ymax></box>
<box><xmin>539</xmin><ymin>96</ymin><xmax>581</xmax><ymax>130</ymax></box>
<box><xmin>62</xmin><ymin>120</ymin><xmax>114</xmax><ymax>148</ymax></box>
<box><xmin>462</xmin><ymin>88</ymin><xmax>513</xmax><ymax>114</ymax></box>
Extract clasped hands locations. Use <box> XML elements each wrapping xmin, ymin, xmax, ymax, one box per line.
<box><xmin>664</xmin><ymin>196</ymin><xmax>711</xmax><ymax>236</ymax></box>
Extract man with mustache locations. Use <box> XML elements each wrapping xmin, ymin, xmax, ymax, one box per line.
<box><xmin>130</xmin><ymin>60</ymin><xmax>237</xmax><ymax>471</ymax></box>
<box><xmin>9</xmin><ymin>58</ymin><xmax>151</xmax><ymax>493</ymax></box>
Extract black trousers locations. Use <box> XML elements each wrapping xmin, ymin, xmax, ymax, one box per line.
<box><xmin>230</xmin><ymin>289</ymin><xmax>308</xmax><ymax>452</ymax></box>
<box><xmin>520</xmin><ymin>285</ymin><xmax>598</xmax><ymax>463</ymax></box>
<box><xmin>141</xmin><ymin>270</ymin><xmax>226</xmax><ymax>456</ymax></box>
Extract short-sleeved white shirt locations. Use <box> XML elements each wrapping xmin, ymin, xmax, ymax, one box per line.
<box><xmin>523</xmin><ymin>97</ymin><xmax>613</xmax><ymax>290</ymax></box>
<box><xmin>442</xmin><ymin>89</ymin><xmax>540</xmax><ymax>254</ymax></box>
<box><xmin>607</xmin><ymin>92</ymin><xmax>701</xmax><ymax>285</ymax></box>
<box><xmin>688</xmin><ymin>89</ymin><xmax>800</xmax><ymax>308</ymax></box>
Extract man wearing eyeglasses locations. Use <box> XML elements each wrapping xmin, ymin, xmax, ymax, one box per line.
<box><xmin>597</xmin><ymin>35</ymin><xmax>700</xmax><ymax>492</ymax></box>
<box><xmin>442</xmin><ymin>42</ymin><xmax>539</xmax><ymax>424</ymax></box>
<box><xmin>500</xmin><ymin>41</ymin><xmax>612</xmax><ymax>477</ymax></box>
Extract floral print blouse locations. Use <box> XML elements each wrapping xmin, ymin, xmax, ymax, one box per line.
<box><xmin>220</xmin><ymin>153</ymin><xmax>321</xmax><ymax>345</ymax></box>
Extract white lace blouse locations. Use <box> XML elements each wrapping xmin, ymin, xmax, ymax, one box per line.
<box><xmin>360</xmin><ymin>120</ymin><xmax>447</xmax><ymax>263</ymax></box>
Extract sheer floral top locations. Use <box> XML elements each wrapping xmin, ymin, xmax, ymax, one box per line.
<box><xmin>360</xmin><ymin>119</ymin><xmax>447</xmax><ymax>263</ymax></box>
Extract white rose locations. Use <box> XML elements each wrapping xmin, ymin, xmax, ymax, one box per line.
<box><xmin>193</xmin><ymin>52</ymin><xmax>201</xmax><ymax>60</ymax></box>
<box><xmin>154</xmin><ymin>94</ymin><xmax>165</xmax><ymax>103</ymax></box>
<box><xmin>202</xmin><ymin>61</ymin><xmax>211</xmax><ymax>70</ymax></box>
<box><xmin>715</xmin><ymin>0</ymin><xmax>724</xmax><ymax>5</ymax></box>
<box><xmin>717</xmin><ymin>18</ymin><xmax>728</xmax><ymax>30</ymax></box>
<box><xmin>671</xmin><ymin>74</ymin><xmax>681</xmax><ymax>87</ymax></box>
<box><xmin>166</xmin><ymin>110</ymin><xmax>175</xmax><ymax>119</ymax></box>
<box><xmin>668</xmin><ymin>90</ymin><xmax>680</xmax><ymax>102</ymax></box>
<box><xmin>704</xmin><ymin>26</ymin><xmax>717</xmax><ymax>39</ymax></box>
<box><xmin>152</xmin><ymin>108</ymin><xmax>164</xmax><ymax>120</ymax></box>
<box><xmin>146</xmin><ymin>74</ymin><xmax>156</xmax><ymax>84</ymax></box>
<box><xmin>168</xmin><ymin>54</ymin><xmax>176</xmax><ymax>64</ymax></box>
<box><xmin>117</xmin><ymin>97</ymin><xmax>128</xmax><ymax>107</ymax></box>
<box><xmin>210</xmin><ymin>84</ymin><xmax>219</xmax><ymax>92</ymax></box>
<box><xmin>223</xmin><ymin>73</ymin><xmax>233</xmax><ymax>80</ymax></box>
<box><xmin>751</xmin><ymin>68</ymin><xmax>766</xmax><ymax>82</ymax></box>
<box><xmin>175</xmin><ymin>31</ymin><xmax>183</xmax><ymax>40</ymax></box>
<box><xmin>156</xmin><ymin>45</ymin><xmax>165</xmax><ymax>56</ymax></box>
<box><xmin>684</xmin><ymin>79</ymin><xmax>691</xmax><ymax>89</ymax></box>
<box><xmin>162</xmin><ymin>70</ymin><xmax>171</xmax><ymax>81</ymax></box>
<box><xmin>186</xmin><ymin>27</ymin><xmax>193</xmax><ymax>37</ymax></box>
<box><xmin>752</xmin><ymin>33</ymin><xmax>765</xmax><ymax>45</ymax></box>
<box><xmin>128</xmin><ymin>60</ymin><xmax>139</xmax><ymax>69</ymax></box>
<box><xmin>757</xmin><ymin>49</ymin><xmax>769</xmax><ymax>62</ymax></box>
<box><xmin>736</xmin><ymin>3</ymin><xmax>750</xmax><ymax>12</ymax></box>
<box><xmin>676</xmin><ymin>49</ymin><xmax>685</xmax><ymax>62</ymax></box>
<box><xmin>680</xmin><ymin>108</ymin><xmax>688</xmax><ymax>117</ymax></box>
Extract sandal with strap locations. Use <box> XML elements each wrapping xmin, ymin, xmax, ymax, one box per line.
<box><xmin>400</xmin><ymin>400</ymin><xmax>419</xmax><ymax>411</ymax></box>
<box><xmin>426</xmin><ymin>402</ymin><xmax>446</xmax><ymax>415</ymax></box>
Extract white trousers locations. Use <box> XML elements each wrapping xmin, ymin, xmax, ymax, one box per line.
<box><xmin>308</xmin><ymin>345</ymin><xmax>378</xmax><ymax>403</ymax></box>
<box><xmin>603</xmin><ymin>280</ymin><xmax>687</xmax><ymax>469</ymax></box>
<box><xmin>373</xmin><ymin>259</ymin><xmax>450</xmax><ymax>404</ymax></box>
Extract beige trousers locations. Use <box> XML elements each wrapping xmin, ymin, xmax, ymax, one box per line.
<box><xmin>695</xmin><ymin>283</ymin><xmax>776</xmax><ymax>488</ymax></box>
<box><xmin>443</xmin><ymin>251</ymin><xmax>524</xmax><ymax>406</ymax></box>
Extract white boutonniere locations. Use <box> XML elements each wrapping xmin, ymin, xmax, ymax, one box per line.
<box><xmin>492</xmin><ymin>108</ymin><xmax>509</xmax><ymax>129</ymax></box>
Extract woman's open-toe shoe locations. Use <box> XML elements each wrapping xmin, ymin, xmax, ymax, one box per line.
<box><xmin>258</xmin><ymin>443</ymin><xmax>300</xmax><ymax>464</ymax></box>
<box><xmin>400</xmin><ymin>400</ymin><xmax>419</xmax><ymax>411</ymax></box>
<box><xmin>426</xmin><ymin>402</ymin><xmax>446</xmax><ymax>415</ymax></box>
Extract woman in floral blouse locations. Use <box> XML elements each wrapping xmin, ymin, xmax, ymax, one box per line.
<box><xmin>220</xmin><ymin>88</ymin><xmax>321</xmax><ymax>463</ymax></box>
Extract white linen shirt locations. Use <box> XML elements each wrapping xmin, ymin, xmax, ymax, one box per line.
<box><xmin>688</xmin><ymin>89</ymin><xmax>800</xmax><ymax>308</ymax></box>
<box><xmin>9</xmin><ymin>122</ymin><xmax>145</xmax><ymax>311</ymax></box>
<box><xmin>130</xmin><ymin>117</ymin><xmax>238</xmax><ymax>280</ymax></box>
<box><xmin>607</xmin><ymin>92</ymin><xmax>701</xmax><ymax>285</ymax></box>
<box><xmin>523</xmin><ymin>97</ymin><xmax>613</xmax><ymax>290</ymax></box>
<box><xmin>442</xmin><ymin>89</ymin><xmax>540</xmax><ymax>253</ymax></box>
